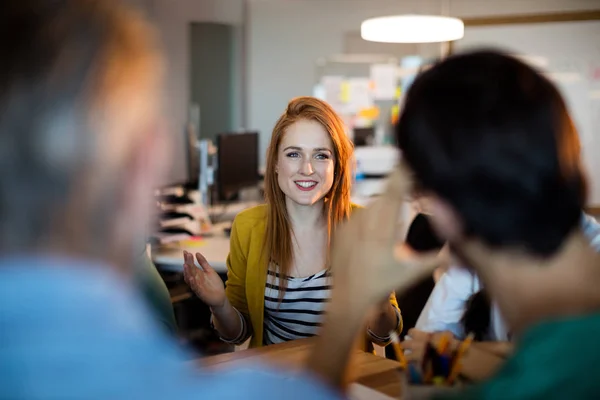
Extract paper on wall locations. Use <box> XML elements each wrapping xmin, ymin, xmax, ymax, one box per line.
<box><xmin>320</xmin><ymin>75</ymin><xmax>345</xmax><ymax>112</ymax></box>
<box><xmin>346</xmin><ymin>77</ymin><xmax>373</xmax><ymax>113</ymax></box>
<box><xmin>370</xmin><ymin>63</ymin><xmax>398</xmax><ymax>100</ymax></box>
<box><xmin>341</xmin><ymin>81</ymin><xmax>351</xmax><ymax>103</ymax></box>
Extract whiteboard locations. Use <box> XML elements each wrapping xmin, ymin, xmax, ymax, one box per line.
<box><xmin>454</xmin><ymin>20</ymin><xmax>600</xmax><ymax>205</ymax></box>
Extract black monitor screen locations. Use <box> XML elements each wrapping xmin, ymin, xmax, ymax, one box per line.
<box><xmin>217</xmin><ymin>131</ymin><xmax>259</xmax><ymax>201</ymax></box>
<box><xmin>353</xmin><ymin>127</ymin><xmax>375</xmax><ymax>147</ymax></box>
<box><xmin>186</xmin><ymin>126</ymin><xmax>199</xmax><ymax>184</ymax></box>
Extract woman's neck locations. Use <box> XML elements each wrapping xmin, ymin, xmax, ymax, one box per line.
<box><xmin>285</xmin><ymin>197</ymin><xmax>327</xmax><ymax>231</ymax></box>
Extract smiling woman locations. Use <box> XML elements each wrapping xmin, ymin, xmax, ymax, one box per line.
<box><xmin>183</xmin><ymin>96</ymin><xmax>403</xmax><ymax>348</ymax></box>
<box><xmin>276</xmin><ymin>119</ymin><xmax>336</xmax><ymax>206</ymax></box>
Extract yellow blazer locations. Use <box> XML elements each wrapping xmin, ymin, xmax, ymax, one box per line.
<box><xmin>225</xmin><ymin>203</ymin><xmax>402</xmax><ymax>348</ymax></box>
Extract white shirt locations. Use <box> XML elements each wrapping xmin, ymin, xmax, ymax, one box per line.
<box><xmin>415</xmin><ymin>213</ymin><xmax>600</xmax><ymax>340</ymax></box>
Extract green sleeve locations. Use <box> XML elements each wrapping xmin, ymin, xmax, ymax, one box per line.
<box><xmin>437</xmin><ymin>316</ymin><xmax>600</xmax><ymax>400</ymax></box>
<box><xmin>434</xmin><ymin>387</ymin><xmax>482</xmax><ymax>400</ymax></box>
<box><xmin>136</xmin><ymin>251</ymin><xmax>178</xmax><ymax>334</ymax></box>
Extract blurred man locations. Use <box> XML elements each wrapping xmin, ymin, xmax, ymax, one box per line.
<box><xmin>0</xmin><ymin>1</ymin><xmax>333</xmax><ymax>398</ymax></box>
<box><xmin>0</xmin><ymin>1</ymin><xmax>438</xmax><ymax>398</ymax></box>
<box><xmin>384</xmin><ymin>50</ymin><xmax>599</xmax><ymax>398</ymax></box>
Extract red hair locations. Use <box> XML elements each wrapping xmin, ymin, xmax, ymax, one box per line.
<box><xmin>263</xmin><ymin>97</ymin><xmax>353</xmax><ymax>293</ymax></box>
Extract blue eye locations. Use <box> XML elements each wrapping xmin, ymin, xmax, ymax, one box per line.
<box><xmin>286</xmin><ymin>152</ymin><xmax>299</xmax><ymax>158</ymax></box>
<box><xmin>315</xmin><ymin>153</ymin><xmax>330</xmax><ymax>160</ymax></box>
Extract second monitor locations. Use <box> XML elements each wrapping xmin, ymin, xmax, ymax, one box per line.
<box><xmin>216</xmin><ymin>131</ymin><xmax>259</xmax><ymax>202</ymax></box>
<box><xmin>353</xmin><ymin>127</ymin><xmax>375</xmax><ymax>147</ymax></box>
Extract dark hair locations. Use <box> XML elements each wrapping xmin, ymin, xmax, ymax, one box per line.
<box><xmin>396</xmin><ymin>49</ymin><xmax>586</xmax><ymax>256</ymax></box>
<box><xmin>461</xmin><ymin>289</ymin><xmax>492</xmax><ymax>341</ymax></box>
<box><xmin>405</xmin><ymin>213</ymin><xmax>445</xmax><ymax>252</ymax></box>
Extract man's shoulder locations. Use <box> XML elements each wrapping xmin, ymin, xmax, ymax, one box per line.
<box><xmin>469</xmin><ymin>314</ymin><xmax>600</xmax><ymax>400</ymax></box>
<box><xmin>0</xmin><ymin>261</ymin><xmax>340</xmax><ymax>400</ymax></box>
<box><xmin>517</xmin><ymin>313</ymin><xmax>600</xmax><ymax>353</ymax></box>
<box><xmin>199</xmin><ymin>368</ymin><xmax>341</xmax><ymax>400</ymax></box>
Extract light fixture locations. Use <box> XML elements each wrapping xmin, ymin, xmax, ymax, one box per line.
<box><xmin>361</xmin><ymin>14</ymin><xmax>464</xmax><ymax>43</ymax></box>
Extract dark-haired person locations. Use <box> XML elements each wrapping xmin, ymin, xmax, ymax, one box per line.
<box><xmin>403</xmin><ymin>213</ymin><xmax>600</xmax><ymax>382</ymax></box>
<box><xmin>314</xmin><ymin>49</ymin><xmax>600</xmax><ymax>398</ymax></box>
<box><xmin>396</xmin><ymin>49</ymin><xmax>600</xmax><ymax>398</ymax></box>
<box><xmin>416</xmin><ymin>214</ymin><xmax>600</xmax><ymax>341</ymax></box>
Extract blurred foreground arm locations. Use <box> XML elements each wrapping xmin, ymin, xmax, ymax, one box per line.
<box><xmin>306</xmin><ymin>167</ymin><xmax>441</xmax><ymax>391</ymax></box>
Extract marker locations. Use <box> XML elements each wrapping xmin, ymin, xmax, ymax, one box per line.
<box><xmin>408</xmin><ymin>362</ymin><xmax>422</xmax><ymax>384</ymax></box>
<box><xmin>448</xmin><ymin>332</ymin><xmax>475</xmax><ymax>384</ymax></box>
<box><xmin>390</xmin><ymin>331</ymin><xmax>408</xmax><ymax>370</ymax></box>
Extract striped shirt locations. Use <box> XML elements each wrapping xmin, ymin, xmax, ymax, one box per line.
<box><xmin>213</xmin><ymin>267</ymin><xmax>402</xmax><ymax>346</ymax></box>
<box><xmin>263</xmin><ymin>268</ymin><xmax>331</xmax><ymax>345</ymax></box>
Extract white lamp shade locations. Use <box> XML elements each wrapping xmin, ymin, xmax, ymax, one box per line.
<box><xmin>361</xmin><ymin>15</ymin><xmax>464</xmax><ymax>43</ymax></box>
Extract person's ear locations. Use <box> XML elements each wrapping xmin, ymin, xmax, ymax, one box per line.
<box><xmin>427</xmin><ymin>196</ymin><xmax>464</xmax><ymax>243</ymax></box>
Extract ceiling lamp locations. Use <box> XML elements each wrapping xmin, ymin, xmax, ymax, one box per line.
<box><xmin>361</xmin><ymin>15</ymin><xmax>464</xmax><ymax>43</ymax></box>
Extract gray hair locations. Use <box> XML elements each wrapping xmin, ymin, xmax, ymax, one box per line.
<box><xmin>0</xmin><ymin>0</ymin><xmax>158</xmax><ymax>254</ymax></box>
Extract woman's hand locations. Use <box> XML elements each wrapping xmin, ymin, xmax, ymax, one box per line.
<box><xmin>403</xmin><ymin>329</ymin><xmax>459</xmax><ymax>364</ymax></box>
<box><xmin>366</xmin><ymin>296</ymin><xmax>398</xmax><ymax>339</ymax></box>
<box><xmin>183</xmin><ymin>250</ymin><xmax>226</xmax><ymax>308</ymax></box>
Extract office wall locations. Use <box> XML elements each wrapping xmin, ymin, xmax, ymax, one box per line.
<box><xmin>151</xmin><ymin>0</ymin><xmax>245</xmax><ymax>184</ymax></box>
<box><xmin>247</xmin><ymin>0</ymin><xmax>598</xmax><ymax>167</ymax></box>
<box><xmin>455</xmin><ymin>20</ymin><xmax>600</xmax><ymax>204</ymax></box>
<box><xmin>128</xmin><ymin>0</ymin><xmax>597</xmax><ymax>182</ymax></box>
<box><xmin>190</xmin><ymin>23</ymin><xmax>235</xmax><ymax>143</ymax></box>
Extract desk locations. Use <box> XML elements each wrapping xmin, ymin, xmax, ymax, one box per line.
<box><xmin>152</xmin><ymin>226</ymin><xmax>230</xmax><ymax>273</ymax></box>
<box><xmin>199</xmin><ymin>338</ymin><xmax>403</xmax><ymax>398</ymax></box>
<box><xmin>152</xmin><ymin>201</ymin><xmax>260</xmax><ymax>273</ymax></box>
<box><xmin>208</xmin><ymin>200</ymin><xmax>261</xmax><ymax>222</ymax></box>
<box><xmin>153</xmin><ymin>195</ymin><xmax>416</xmax><ymax>275</ymax></box>
<box><xmin>154</xmin><ymin>226</ymin><xmax>416</xmax><ymax>276</ymax></box>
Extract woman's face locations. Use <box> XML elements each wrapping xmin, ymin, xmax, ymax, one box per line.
<box><xmin>276</xmin><ymin>119</ymin><xmax>335</xmax><ymax>207</ymax></box>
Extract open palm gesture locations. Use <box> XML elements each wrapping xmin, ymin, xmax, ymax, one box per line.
<box><xmin>183</xmin><ymin>251</ymin><xmax>226</xmax><ymax>308</ymax></box>
<box><xmin>331</xmin><ymin>166</ymin><xmax>442</xmax><ymax>312</ymax></box>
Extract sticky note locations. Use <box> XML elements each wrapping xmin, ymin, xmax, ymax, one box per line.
<box><xmin>340</xmin><ymin>81</ymin><xmax>350</xmax><ymax>103</ymax></box>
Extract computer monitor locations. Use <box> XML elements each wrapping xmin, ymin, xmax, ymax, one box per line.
<box><xmin>353</xmin><ymin>127</ymin><xmax>375</xmax><ymax>147</ymax></box>
<box><xmin>216</xmin><ymin>131</ymin><xmax>259</xmax><ymax>201</ymax></box>
<box><xmin>185</xmin><ymin>125</ymin><xmax>200</xmax><ymax>186</ymax></box>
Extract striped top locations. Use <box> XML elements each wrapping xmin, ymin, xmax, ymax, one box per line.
<box><xmin>263</xmin><ymin>268</ymin><xmax>331</xmax><ymax>345</ymax></box>
<box><xmin>214</xmin><ymin>267</ymin><xmax>402</xmax><ymax>346</ymax></box>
